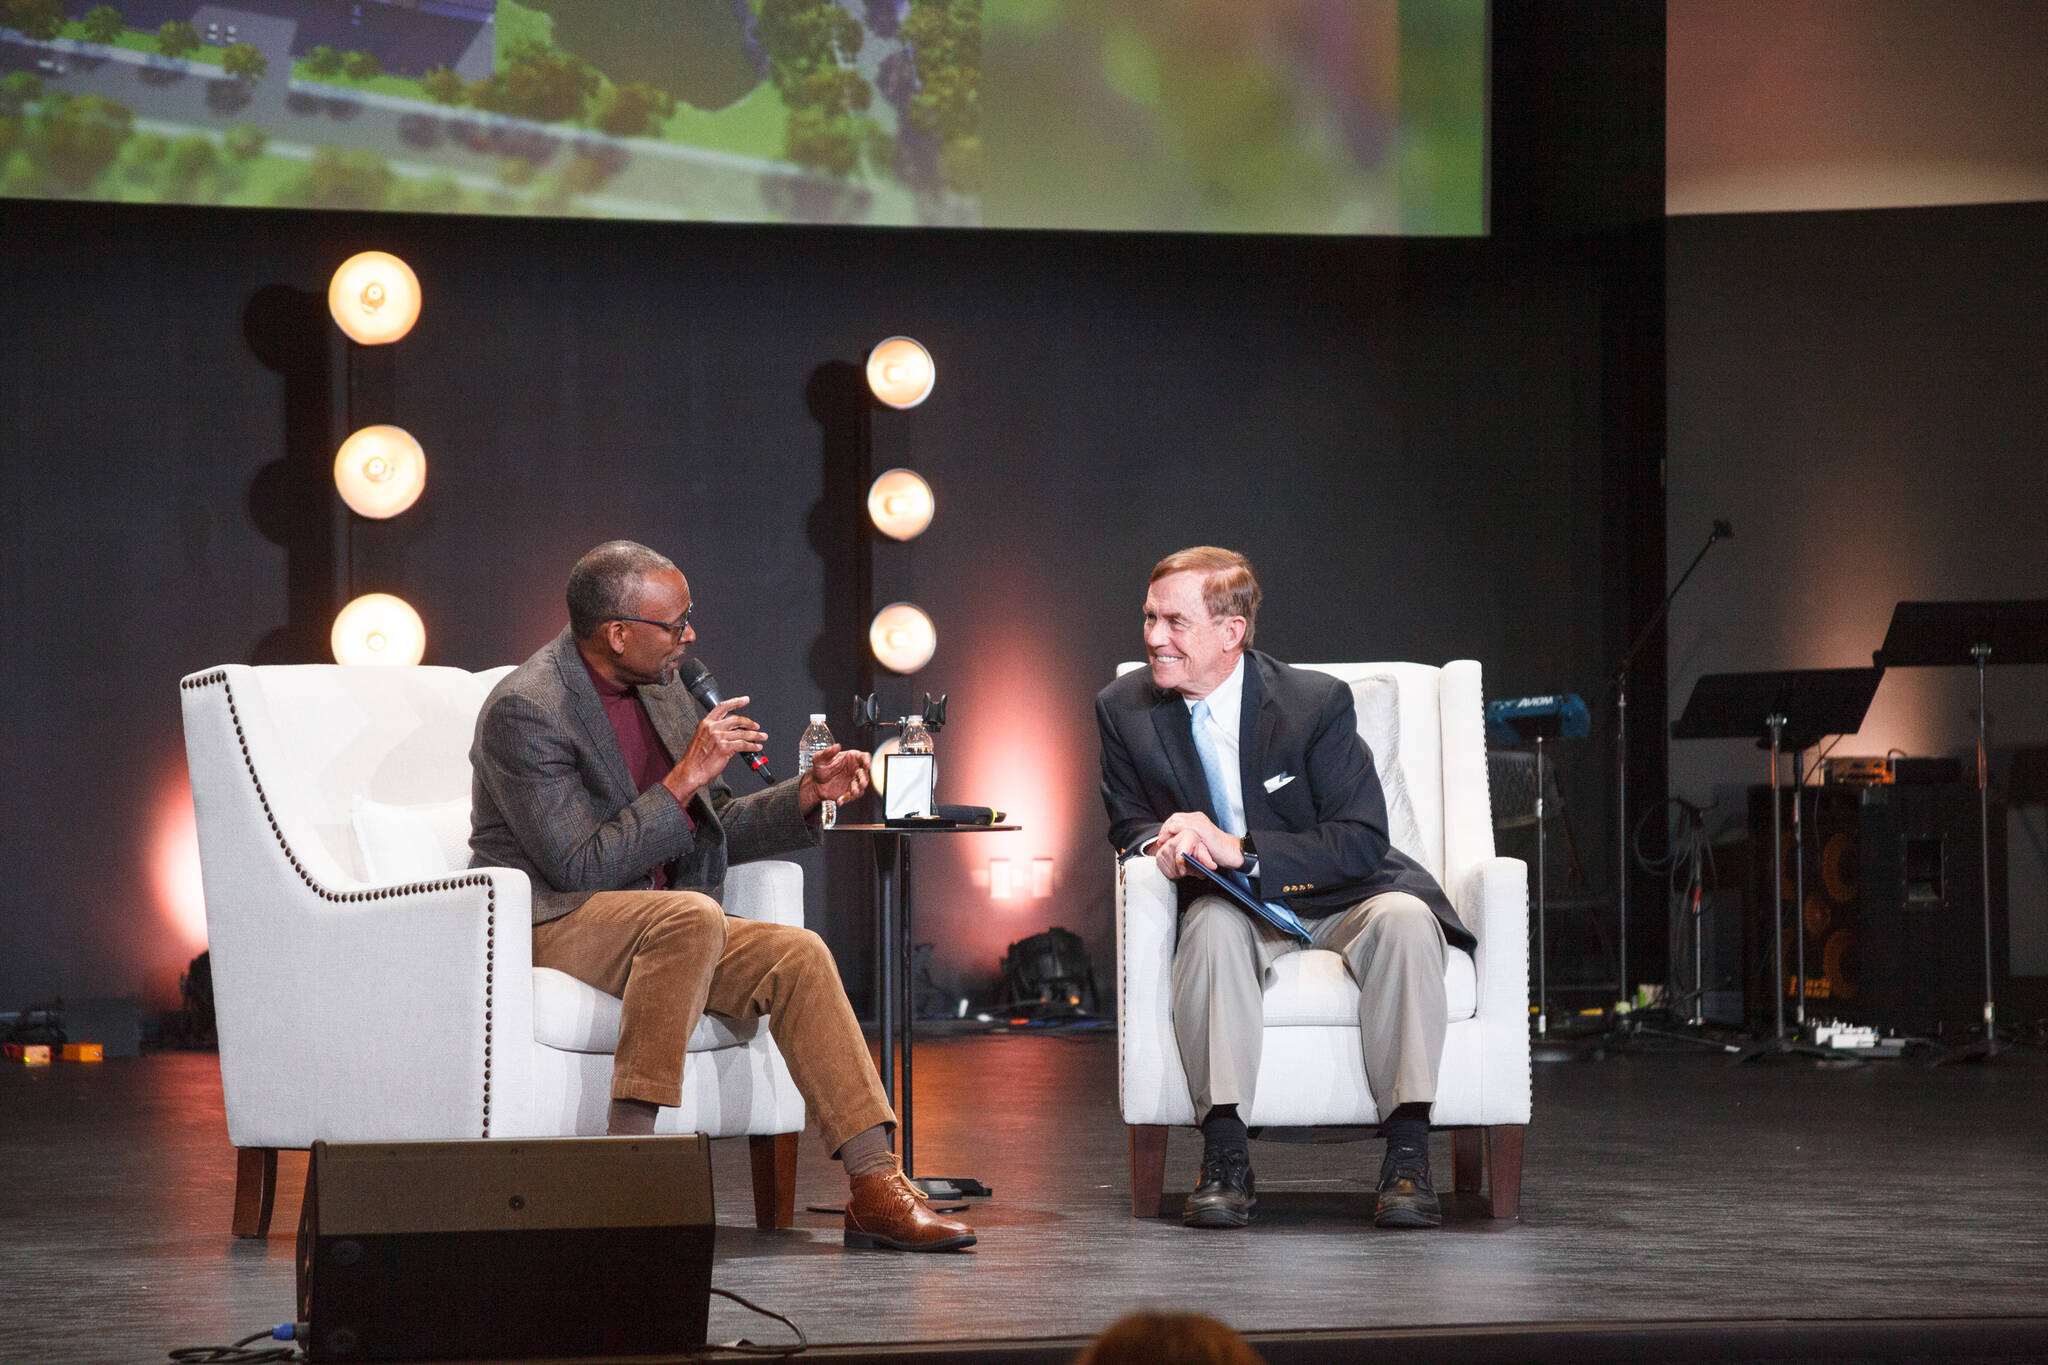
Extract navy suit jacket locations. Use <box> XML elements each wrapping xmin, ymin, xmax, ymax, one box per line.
<box><xmin>1096</xmin><ymin>650</ymin><xmax>1474</xmax><ymax>952</ymax></box>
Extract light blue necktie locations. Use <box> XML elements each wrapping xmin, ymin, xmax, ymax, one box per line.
<box><xmin>1189</xmin><ymin>699</ymin><xmax>1243</xmax><ymax>836</ymax></box>
<box><xmin>1190</xmin><ymin>700</ymin><xmax>1309</xmax><ymax>941</ymax></box>
<box><xmin>1187</xmin><ymin>699</ymin><xmax>1245</xmax><ymax>839</ymax></box>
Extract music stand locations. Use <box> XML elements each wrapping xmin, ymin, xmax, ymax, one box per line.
<box><xmin>1876</xmin><ymin>600</ymin><xmax>2048</xmax><ymax>1062</ymax></box>
<box><xmin>1672</xmin><ymin>668</ymin><xmax>1883</xmax><ymax>1059</ymax></box>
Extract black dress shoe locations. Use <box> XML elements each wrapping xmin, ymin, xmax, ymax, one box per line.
<box><xmin>1374</xmin><ymin>1147</ymin><xmax>1442</xmax><ymax>1229</ymax></box>
<box><xmin>1183</xmin><ymin>1146</ymin><xmax>1256</xmax><ymax>1228</ymax></box>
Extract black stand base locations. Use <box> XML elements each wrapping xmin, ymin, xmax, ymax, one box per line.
<box><xmin>1932</xmin><ymin>1034</ymin><xmax>2011</xmax><ymax>1066</ymax></box>
<box><xmin>1735</xmin><ymin>1036</ymin><xmax>1838</xmax><ymax>1064</ymax></box>
<box><xmin>912</xmin><ymin>1176</ymin><xmax>992</xmax><ymax>1201</ymax></box>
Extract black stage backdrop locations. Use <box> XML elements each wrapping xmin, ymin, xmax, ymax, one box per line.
<box><xmin>0</xmin><ymin>3</ymin><xmax>1667</xmax><ymax>1015</ymax></box>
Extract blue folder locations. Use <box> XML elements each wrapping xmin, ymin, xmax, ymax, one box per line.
<box><xmin>1187</xmin><ymin>859</ymin><xmax>1313</xmax><ymax>943</ymax></box>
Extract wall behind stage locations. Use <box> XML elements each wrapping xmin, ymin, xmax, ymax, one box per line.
<box><xmin>1665</xmin><ymin>201</ymin><xmax>2048</xmax><ymax>841</ymax></box>
<box><xmin>0</xmin><ymin>195</ymin><xmax>1627</xmax><ymax>1014</ymax></box>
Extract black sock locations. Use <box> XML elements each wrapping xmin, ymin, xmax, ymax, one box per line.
<box><xmin>1200</xmin><ymin>1104</ymin><xmax>1249</xmax><ymax>1155</ymax></box>
<box><xmin>1382</xmin><ymin>1102</ymin><xmax>1430</xmax><ymax>1157</ymax></box>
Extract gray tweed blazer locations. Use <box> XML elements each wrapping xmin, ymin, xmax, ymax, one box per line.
<box><xmin>469</xmin><ymin>628</ymin><xmax>818</xmax><ymax>925</ymax></box>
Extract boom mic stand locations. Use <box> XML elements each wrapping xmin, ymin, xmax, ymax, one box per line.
<box><xmin>1611</xmin><ymin>519</ymin><xmax>1732</xmax><ymax>1018</ymax></box>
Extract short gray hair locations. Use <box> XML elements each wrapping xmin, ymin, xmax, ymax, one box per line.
<box><xmin>567</xmin><ymin>540</ymin><xmax>677</xmax><ymax>639</ymax></box>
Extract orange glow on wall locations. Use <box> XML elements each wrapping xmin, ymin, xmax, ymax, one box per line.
<box><xmin>151</xmin><ymin>776</ymin><xmax>208</xmax><ymax>957</ymax></box>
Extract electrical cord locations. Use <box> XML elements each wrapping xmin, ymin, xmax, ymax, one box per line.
<box><xmin>168</xmin><ymin>1324</ymin><xmax>302</xmax><ymax>1363</ymax></box>
<box><xmin>709</xmin><ymin>1287</ymin><xmax>808</xmax><ymax>1357</ymax></box>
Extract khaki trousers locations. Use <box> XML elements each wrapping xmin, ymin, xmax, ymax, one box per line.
<box><xmin>1170</xmin><ymin>890</ymin><xmax>1449</xmax><ymax>1121</ymax></box>
<box><xmin>533</xmin><ymin>890</ymin><xmax>895</xmax><ymax>1155</ymax></box>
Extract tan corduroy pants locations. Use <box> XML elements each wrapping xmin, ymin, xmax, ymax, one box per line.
<box><xmin>1170</xmin><ymin>890</ymin><xmax>1449</xmax><ymax>1121</ymax></box>
<box><xmin>533</xmin><ymin>890</ymin><xmax>894</xmax><ymax>1155</ymax></box>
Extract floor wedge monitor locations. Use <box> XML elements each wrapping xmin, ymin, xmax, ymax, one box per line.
<box><xmin>299</xmin><ymin>1135</ymin><xmax>714</xmax><ymax>1362</ymax></box>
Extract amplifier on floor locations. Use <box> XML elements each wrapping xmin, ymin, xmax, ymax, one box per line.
<box><xmin>298</xmin><ymin>1136</ymin><xmax>714</xmax><ymax>1363</ymax></box>
<box><xmin>1745</xmin><ymin>783</ymin><xmax>2007</xmax><ymax>1036</ymax></box>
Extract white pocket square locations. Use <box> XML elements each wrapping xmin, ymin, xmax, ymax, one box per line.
<box><xmin>1263</xmin><ymin>772</ymin><xmax>1296</xmax><ymax>793</ymax></box>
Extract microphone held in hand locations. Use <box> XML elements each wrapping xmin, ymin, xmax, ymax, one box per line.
<box><xmin>677</xmin><ymin>656</ymin><xmax>777</xmax><ymax>785</ymax></box>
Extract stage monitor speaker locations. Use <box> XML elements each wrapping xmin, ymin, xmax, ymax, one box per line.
<box><xmin>1746</xmin><ymin>783</ymin><xmax>2007</xmax><ymax>1036</ymax></box>
<box><xmin>298</xmin><ymin>1136</ymin><xmax>714</xmax><ymax>1363</ymax></box>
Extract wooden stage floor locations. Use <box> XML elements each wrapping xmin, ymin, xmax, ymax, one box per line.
<box><xmin>3</xmin><ymin>1031</ymin><xmax>2047</xmax><ymax>1362</ymax></box>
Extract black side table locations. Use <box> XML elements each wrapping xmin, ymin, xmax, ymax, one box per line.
<box><xmin>828</xmin><ymin>822</ymin><xmax>1018</xmax><ymax>1199</ymax></box>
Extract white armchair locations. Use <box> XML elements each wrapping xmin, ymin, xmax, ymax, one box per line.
<box><xmin>1117</xmin><ymin>659</ymin><xmax>1531</xmax><ymax>1217</ymax></box>
<box><xmin>179</xmin><ymin>663</ymin><xmax>806</xmax><ymax>1237</ymax></box>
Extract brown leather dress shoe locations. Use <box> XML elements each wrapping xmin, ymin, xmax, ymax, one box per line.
<box><xmin>843</xmin><ymin>1168</ymin><xmax>978</xmax><ymax>1252</ymax></box>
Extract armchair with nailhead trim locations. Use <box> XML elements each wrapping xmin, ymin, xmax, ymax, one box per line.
<box><xmin>179</xmin><ymin>664</ymin><xmax>805</xmax><ymax>1238</ymax></box>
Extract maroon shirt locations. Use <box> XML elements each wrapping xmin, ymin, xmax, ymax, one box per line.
<box><xmin>581</xmin><ymin>656</ymin><xmax>692</xmax><ymax>889</ymax></box>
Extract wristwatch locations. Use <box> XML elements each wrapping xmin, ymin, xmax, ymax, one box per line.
<box><xmin>1240</xmin><ymin>834</ymin><xmax>1258</xmax><ymax>881</ymax></box>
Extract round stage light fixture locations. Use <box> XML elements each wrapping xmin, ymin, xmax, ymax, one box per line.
<box><xmin>329</xmin><ymin>251</ymin><xmax>421</xmax><ymax>345</ymax></box>
<box><xmin>332</xmin><ymin>593</ymin><xmax>427</xmax><ymax>666</ymax></box>
<box><xmin>869</xmin><ymin>736</ymin><xmax>902</xmax><ymax>796</ymax></box>
<box><xmin>866</xmin><ymin>468</ymin><xmax>934</xmax><ymax>541</ymax></box>
<box><xmin>866</xmin><ymin>336</ymin><xmax>935</xmax><ymax>409</ymax></box>
<box><xmin>333</xmin><ymin>425</ymin><xmax>426</xmax><ymax>519</ymax></box>
<box><xmin>869</xmin><ymin>602</ymin><xmax>937</xmax><ymax>674</ymax></box>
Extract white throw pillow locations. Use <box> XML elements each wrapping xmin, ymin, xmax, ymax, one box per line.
<box><xmin>351</xmin><ymin>795</ymin><xmax>473</xmax><ymax>882</ymax></box>
<box><xmin>1348</xmin><ymin>675</ymin><xmax>1428</xmax><ymax>868</ymax></box>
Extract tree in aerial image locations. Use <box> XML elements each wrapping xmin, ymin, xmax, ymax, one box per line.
<box><xmin>902</xmin><ymin>0</ymin><xmax>980</xmax><ymax>193</ymax></box>
<box><xmin>758</xmin><ymin>0</ymin><xmax>874</xmax><ymax>177</ymax></box>
<box><xmin>305</xmin><ymin>46</ymin><xmax>343</xmax><ymax>78</ymax></box>
<box><xmin>464</xmin><ymin>40</ymin><xmax>599</xmax><ymax>122</ymax></box>
<box><xmin>5</xmin><ymin>0</ymin><xmax>64</xmax><ymax>42</ymax></box>
<box><xmin>38</xmin><ymin>93</ymin><xmax>135</xmax><ymax>191</ymax></box>
<box><xmin>80</xmin><ymin>6</ymin><xmax>126</xmax><ymax>45</ymax></box>
<box><xmin>222</xmin><ymin>43</ymin><xmax>267</xmax><ymax>86</ymax></box>
<box><xmin>155</xmin><ymin>20</ymin><xmax>199</xmax><ymax>59</ymax></box>
<box><xmin>422</xmin><ymin>66</ymin><xmax>465</xmax><ymax>104</ymax></box>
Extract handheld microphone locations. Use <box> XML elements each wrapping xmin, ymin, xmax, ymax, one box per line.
<box><xmin>677</xmin><ymin>656</ymin><xmax>777</xmax><ymax>785</ymax></box>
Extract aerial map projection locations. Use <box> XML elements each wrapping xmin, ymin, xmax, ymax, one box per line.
<box><xmin>0</xmin><ymin>0</ymin><xmax>1485</xmax><ymax>234</ymax></box>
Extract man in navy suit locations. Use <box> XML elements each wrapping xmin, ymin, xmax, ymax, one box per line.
<box><xmin>1096</xmin><ymin>547</ymin><xmax>1475</xmax><ymax>1230</ymax></box>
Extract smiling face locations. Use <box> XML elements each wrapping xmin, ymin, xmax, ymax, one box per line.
<box><xmin>1143</xmin><ymin>570</ymin><xmax>1246</xmax><ymax>700</ymax></box>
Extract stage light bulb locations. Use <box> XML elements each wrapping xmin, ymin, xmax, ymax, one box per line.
<box><xmin>332</xmin><ymin>593</ymin><xmax>426</xmax><ymax>666</ymax></box>
<box><xmin>869</xmin><ymin>602</ymin><xmax>936</xmax><ymax>673</ymax></box>
<box><xmin>866</xmin><ymin>336</ymin><xmax>934</xmax><ymax>409</ymax></box>
<box><xmin>867</xmin><ymin>468</ymin><xmax>934</xmax><ymax>540</ymax></box>
<box><xmin>328</xmin><ymin>251</ymin><xmax>421</xmax><ymax>344</ymax></box>
<box><xmin>333</xmin><ymin>425</ymin><xmax>426</xmax><ymax>518</ymax></box>
<box><xmin>870</xmin><ymin>736</ymin><xmax>902</xmax><ymax>796</ymax></box>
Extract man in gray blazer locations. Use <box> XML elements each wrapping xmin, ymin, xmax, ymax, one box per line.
<box><xmin>1096</xmin><ymin>547</ymin><xmax>1473</xmax><ymax>1232</ymax></box>
<box><xmin>470</xmin><ymin>540</ymin><xmax>974</xmax><ymax>1252</ymax></box>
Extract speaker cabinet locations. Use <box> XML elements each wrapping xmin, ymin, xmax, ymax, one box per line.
<box><xmin>1746</xmin><ymin>783</ymin><xmax>2007</xmax><ymax>1036</ymax></box>
<box><xmin>298</xmin><ymin>1136</ymin><xmax>715</xmax><ymax>1363</ymax></box>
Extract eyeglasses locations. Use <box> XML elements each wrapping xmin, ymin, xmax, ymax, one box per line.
<box><xmin>613</xmin><ymin>607</ymin><xmax>693</xmax><ymax>640</ymax></box>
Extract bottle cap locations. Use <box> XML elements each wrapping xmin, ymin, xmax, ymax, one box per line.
<box><xmin>810</xmin><ymin>714</ymin><xmax>826</xmax><ymax>723</ymax></box>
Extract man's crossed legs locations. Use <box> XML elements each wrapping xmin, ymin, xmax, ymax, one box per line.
<box><xmin>534</xmin><ymin>891</ymin><xmax>975</xmax><ymax>1252</ymax></box>
<box><xmin>1171</xmin><ymin>890</ymin><xmax>1449</xmax><ymax>1229</ymax></box>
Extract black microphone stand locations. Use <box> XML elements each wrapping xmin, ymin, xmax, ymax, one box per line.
<box><xmin>1610</xmin><ymin>520</ymin><xmax>1730</xmax><ymax>1022</ymax></box>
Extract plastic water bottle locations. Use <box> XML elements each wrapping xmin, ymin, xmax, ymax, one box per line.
<box><xmin>899</xmin><ymin>715</ymin><xmax>934</xmax><ymax>755</ymax></box>
<box><xmin>798</xmin><ymin>714</ymin><xmax>837</xmax><ymax>828</ymax></box>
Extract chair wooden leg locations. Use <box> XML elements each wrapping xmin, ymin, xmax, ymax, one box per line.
<box><xmin>748</xmin><ymin>1132</ymin><xmax>798</xmax><ymax>1229</ymax></box>
<box><xmin>232</xmin><ymin>1146</ymin><xmax>278</xmax><ymax>1238</ymax></box>
<box><xmin>1451</xmin><ymin>1128</ymin><xmax>1485</xmax><ymax>1193</ymax></box>
<box><xmin>1128</xmin><ymin>1124</ymin><xmax>1169</xmax><ymax>1218</ymax></box>
<box><xmin>1484</xmin><ymin>1124</ymin><xmax>1524</xmax><ymax>1220</ymax></box>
